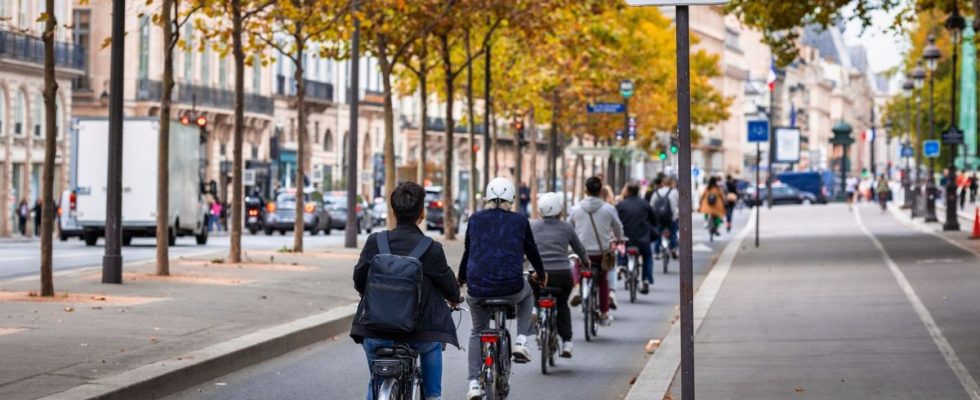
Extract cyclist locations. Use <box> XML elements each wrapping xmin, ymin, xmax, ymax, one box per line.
<box><xmin>568</xmin><ymin>176</ymin><xmax>624</xmax><ymax>326</ymax></box>
<box><xmin>458</xmin><ymin>177</ymin><xmax>546</xmax><ymax>399</ymax></box>
<box><xmin>699</xmin><ymin>176</ymin><xmax>726</xmax><ymax>236</ymax></box>
<box><xmin>530</xmin><ymin>192</ymin><xmax>590</xmax><ymax>358</ymax></box>
<box><xmin>616</xmin><ymin>183</ymin><xmax>657</xmax><ymax>295</ymax></box>
<box><xmin>652</xmin><ymin>177</ymin><xmax>679</xmax><ymax>261</ymax></box>
<box><xmin>351</xmin><ymin>182</ymin><xmax>462</xmax><ymax>400</ymax></box>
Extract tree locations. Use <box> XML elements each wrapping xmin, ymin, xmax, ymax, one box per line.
<box><xmin>38</xmin><ymin>0</ymin><xmax>57</xmax><ymax>296</ymax></box>
<box><xmin>257</xmin><ymin>0</ymin><xmax>347</xmax><ymax>252</ymax></box>
<box><xmin>191</xmin><ymin>0</ymin><xmax>273</xmax><ymax>262</ymax></box>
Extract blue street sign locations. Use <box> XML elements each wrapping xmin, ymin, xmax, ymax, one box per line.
<box><xmin>692</xmin><ymin>167</ymin><xmax>701</xmax><ymax>177</ymax></box>
<box><xmin>747</xmin><ymin>120</ymin><xmax>769</xmax><ymax>143</ymax></box>
<box><xmin>587</xmin><ymin>103</ymin><xmax>626</xmax><ymax>113</ymax></box>
<box><xmin>900</xmin><ymin>146</ymin><xmax>914</xmax><ymax>158</ymax></box>
<box><xmin>923</xmin><ymin>140</ymin><xmax>941</xmax><ymax>158</ymax></box>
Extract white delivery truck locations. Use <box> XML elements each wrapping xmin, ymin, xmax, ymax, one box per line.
<box><xmin>73</xmin><ymin>118</ymin><xmax>209</xmax><ymax>246</ymax></box>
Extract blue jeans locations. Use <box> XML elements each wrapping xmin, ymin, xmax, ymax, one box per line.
<box><xmin>362</xmin><ymin>339</ymin><xmax>443</xmax><ymax>400</ymax></box>
<box><xmin>653</xmin><ymin>221</ymin><xmax>679</xmax><ymax>255</ymax></box>
<box><xmin>637</xmin><ymin>242</ymin><xmax>653</xmax><ymax>284</ymax></box>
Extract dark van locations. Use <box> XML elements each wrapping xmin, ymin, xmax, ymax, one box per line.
<box><xmin>776</xmin><ymin>172</ymin><xmax>828</xmax><ymax>203</ymax></box>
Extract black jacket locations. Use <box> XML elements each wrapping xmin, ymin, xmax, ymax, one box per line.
<box><xmin>615</xmin><ymin>195</ymin><xmax>657</xmax><ymax>246</ymax></box>
<box><xmin>350</xmin><ymin>223</ymin><xmax>462</xmax><ymax>347</ymax></box>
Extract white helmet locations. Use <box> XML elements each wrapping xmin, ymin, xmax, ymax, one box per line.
<box><xmin>485</xmin><ymin>177</ymin><xmax>516</xmax><ymax>203</ymax></box>
<box><xmin>538</xmin><ymin>192</ymin><xmax>564</xmax><ymax>217</ymax></box>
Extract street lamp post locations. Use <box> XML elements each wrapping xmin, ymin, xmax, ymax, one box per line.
<box><xmin>831</xmin><ymin>121</ymin><xmax>855</xmax><ymax>202</ymax></box>
<box><xmin>943</xmin><ymin>3</ymin><xmax>965</xmax><ymax>231</ymax></box>
<box><xmin>923</xmin><ymin>34</ymin><xmax>942</xmax><ymax>223</ymax></box>
<box><xmin>912</xmin><ymin>62</ymin><xmax>926</xmax><ymax>218</ymax></box>
<box><xmin>902</xmin><ymin>79</ymin><xmax>914</xmax><ymax>209</ymax></box>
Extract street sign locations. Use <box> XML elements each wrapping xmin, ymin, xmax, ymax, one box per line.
<box><xmin>587</xmin><ymin>103</ymin><xmax>625</xmax><ymax>114</ymax></box>
<box><xmin>942</xmin><ymin>126</ymin><xmax>964</xmax><ymax>145</ymax></box>
<box><xmin>620</xmin><ymin>79</ymin><xmax>634</xmax><ymax>98</ymax></box>
<box><xmin>924</xmin><ymin>140</ymin><xmax>941</xmax><ymax>158</ymax></box>
<box><xmin>747</xmin><ymin>120</ymin><xmax>769</xmax><ymax>143</ymax></box>
<box><xmin>692</xmin><ymin>167</ymin><xmax>701</xmax><ymax>177</ymax></box>
<box><xmin>901</xmin><ymin>146</ymin><xmax>914</xmax><ymax>158</ymax></box>
<box><xmin>626</xmin><ymin>0</ymin><xmax>728</xmax><ymax>5</ymax></box>
<box><xmin>243</xmin><ymin>169</ymin><xmax>256</xmax><ymax>186</ymax></box>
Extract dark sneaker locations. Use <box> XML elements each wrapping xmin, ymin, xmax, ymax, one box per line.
<box><xmin>640</xmin><ymin>281</ymin><xmax>650</xmax><ymax>295</ymax></box>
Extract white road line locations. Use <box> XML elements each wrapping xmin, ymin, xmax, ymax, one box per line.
<box><xmin>855</xmin><ymin>207</ymin><xmax>980</xmax><ymax>400</ymax></box>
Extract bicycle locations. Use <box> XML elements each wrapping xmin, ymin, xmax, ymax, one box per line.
<box><xmin>706</xmin><ymin>215</ymin><xmax>721</xmax><ymax>242</ymax></box>
<box><xmin>474</xmin><ymin>297</ymin><xmax>515</xmax><ymax>400</ymax></box>
<box><xmin>369</xmin><ymin>305</ymin><xmax>465</xmax><ymax>400</ymax></box>
<box><xmin>659</xmin><ymin>228</ymin><xmax>672</xmax><ymax>274</ymax></box>
<box><xmin>621</xmin><ymin>245</ymin><xmax>640</xmax><ymax>303</ymax></box>
<box><xmin>574</xmin><ymin>255</ymin><xmax>601</xmax><ymax>342</ymax></box>
<box><xmin>535</xmin><ymin>287</ymin><xmax>562</xmax><ymax>374</ymax></box>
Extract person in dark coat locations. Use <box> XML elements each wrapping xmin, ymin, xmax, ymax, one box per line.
<box><xmin>351</xmin><ymin>181</ymin><xmax>461</xmax><ymax>400</ymax></box>
<box><xmin>615</xmin><ymin>183</ymin><xmax>657</xmax><ymax>293</ymax></box>
<box><xmin>32</xmin><ymin>200</ymin><xmax>42</xmax><ymax>237</ymax></box>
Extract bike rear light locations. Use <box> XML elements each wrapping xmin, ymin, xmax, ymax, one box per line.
<box><xmin>485</xmin><ymin>355</ymin><xmax>494</xmax><ymax>367</ymax></box>
<box><xmin>480</xmin><ymin>334</ymin><xmax>498</xmax><ymax>344</ymax></box>
<box><xmin>537</xmin><ymin>298</ymin><xmax>556</xmax><ymax>308</ymax></box>
<box><xmin>247</xmin><ymin>209</ymin><xmax>258</xmax><ymax>217</ymax></box>
<box><xmin>581</xmin><ymin>270</ymin><xmax>593</xmax><ymax>278</ymax></box>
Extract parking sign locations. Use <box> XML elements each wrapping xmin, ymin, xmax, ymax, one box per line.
<box><xmin>923</xmin><ymin>140</ymin><xmax>941</xmax><ymax>158</ymax></box>
<box><xmin>747</xmin><ymin>120</ymin><xmax>769</xmax><ymax>143</ymax></box>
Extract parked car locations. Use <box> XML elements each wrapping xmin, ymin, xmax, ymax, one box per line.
<box><xmin>322</xmin><ymin>191</ymin><xmax>372</xmax><ymax>234</ymax></box>
<box><xmin>776</xmin><ymin>171</ymin><xmax>829</xmax><ymax>203</ymax></box>
<box><xmin>369</xmin><ymin>198</ymin><xmax>387</xmax><ymax>228</ymax></box>
<box><xmin>743</xmin><ymin>184</ymin><xmax>818</xmax><ymax>207</ymax></box>
<box><xmin>425</xmin><ymin>186</ymin><xmax>461</xmax><ymax>234</ymax></box>
<box><xmin>244</xmin><ymin>195</ymin><xmax>267</xmax><ymax>234</ymax></box>
<box><xmin>57</xmin><ymin>190</ymin><xmax>83</xmax><ymax>241</ymax></box>
<box><xmin>263</xmin><ymin>189</ymin><xmax>331</xmax><ymax>235</ymax></box>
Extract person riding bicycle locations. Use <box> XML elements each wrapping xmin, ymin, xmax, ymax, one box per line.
<box><xmin>568</xmin><ymin>176</ymin><xmax>624</xmax><ymax>326</ymax></box>
<box><xmin>458</xmin><ymin>177</ymin><xmax>546</xmax><ymax>400</ymax></box>
<box><xmin>651</xmin><ymin>177</ymin><xmax>679</xmax><ymax>260</ymax></box>
<box><xmin>699</xmin><ymin>177</ymin><xmax>726</xmax><ymax>235</ymax></box>
<box><xmin>615</xmin><ymin>183</ymin><xmax>657</xmax><ymax>295</ymax></box>
<box><xmin>530</xmin><ymin>192</ymin><xmax>590</xmax><ymax>358</ymax></box>
<box><xmin>351</xmin><ymin>182</ymin><xmax>462</xmax><ymax>400</ymax></box>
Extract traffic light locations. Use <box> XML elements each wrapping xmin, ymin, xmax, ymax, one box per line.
<box><xmin>195</xmin><ymin>115</ymin><xmax>208</xmax><ymax>128</ymax></box>
<box><xmin>659</xmin><ymin>152</ymin><xmax>667</xmax><ymax>160</ymax></box>
<box><xmin>180</xmin><ymin>115</ymin><xmax>191</xmax><ymax>125</ymax></box>
<box><xmin>670</xmin><ymin>137</ymin><xmax>678</xmax><ymax>154</ymax></box>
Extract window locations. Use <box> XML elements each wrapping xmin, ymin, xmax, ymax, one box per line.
<box><xmin>0</xmin><ymin>0</ymin><xmax>8</xmax><ymax>20</ymax></box>
<box><xmin>219</xmin><ymin>143</ymin><xmax>226</xmax><ymax>156</ymax></box>
<box><xmin>0</xmin><ymin>87</ymin><xmax>5</xmax><ymax>137</ymax></box>
<box><xmin>201</xmin><ymin>45</ymin><xmax>211</xmax><ymax>86</ymax></box>
<box><xmin>314</xmin><ymin>121</ymin><xmax>320</xmax><ymax>144</ymax></box>
<box><xmin>14</xmin><ymin>91</ymin><xmax>25</xmax><ymax>136</ymax></box>
<box><xmin>724</xmin><ymin>27</ymin><xmax>741</xmax><ymax>53</ymax></box>
<box><xmin>183</xmin><ymin>24</ymin><xmax>193</xmax><ymax>81</ymax></box>
<box><xmin>18</xmin><ymin>0</ymin><xmax>27</xmax><ymax>28</ymax></box>
<box><xmin>251</xmin><ymin>145</ymin><xmax>258</xmax><ymax>160</ymax></box>
<box><xmin>252</xmin><ymin>56</ymin><xmax>261</xmax><ymax>93</ymax></box>
<box><xmin>33</xmin><ymin>94</ymin><xmax>42</xmax><ymax>138</ymax></box>
<box><xmin>218</xmin><ymin>57</ymin><xmax>227</xmax><ymax>88</ymax></box>
<box><xmin>324</xmin><ymin>129</ymin><xmax>333</xmax><ymax>152</ymax></box>
<box><xmin>54</xmin><ymin>0</ymin><xmax>66</xmax><ymax>41</ymax></box>
<box><xmin>138</xmin><ymin>16</ymin><xmax>150</xmax><ymax>80</ymax></box>
<box><xmin>72</xmin><ymin>10</ymin><xmax>91</xmax><ymax>89</ymax></box>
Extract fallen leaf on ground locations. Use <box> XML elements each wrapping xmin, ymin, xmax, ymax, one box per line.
<box><xmin>64</xmin><ymin>307</ymin><xmax>74</xmax><ymax>312</ymax></box>
<box><xmin>629</xmin><ymin>376</ymin><xmax>637</xmax><ymax>384</ymax></box>
<box><xmin>27</xmin><ymin>291</ymin><xmax>37</xmax><ymax>297</ymax></box>
<box><xmin>91</xmin><ymin>296</ymin><xmax>106</xmax><ymax>301</ymax></box>
<box><xmin>795</xmin><ymin>386</ymin><xmax>804</xmax><ymax>393</ymax></box>
<box><xmin>149</xmin><ymin>337</ymin><xmax>159</xmax><ymax>344</ymax></box>
<box><xmin>645</xmin><ymin>339</ymin><xmax>661</xmax><ymax>354</ymax></box>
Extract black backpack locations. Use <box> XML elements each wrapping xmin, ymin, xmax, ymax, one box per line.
<box><xmin>652</xmin><ymin>189</ymin><xmax>673</xmax><ymax>224</ymax></box>
<box><xmin>359</xmin><ymin>231</ymin><xmax>432</xmax><ymax>333</ymax></box>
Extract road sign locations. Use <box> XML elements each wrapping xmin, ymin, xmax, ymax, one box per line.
<box><xmin>901</xmin><ymin>146</ymin><xmax>914</xmax><ymax>158</ymax></box>
<box><xmin>924</xmin><ymin>140</ymin><xmax>941</xmax><ymax>158</ymax></box>
<box><xmin>243</xmin><ymin>169</ymin><xmax>256</xmax><ymax>186</ymax></box>
<box><xmin>620</xmin><ymin>79</ymin><xmax>634</xmax><ymax>98</ymax></box>
<box><xmin>692</xmin><ymin>167</ymin><xmax>701</xmax><ymax>177</ymax></box>
<box><xmin>747</xmin><ymin>120</ymin><xmax>769</xmax><ymax>143</ymax></box>
<box><xmin>626</xmin><ymin>0</ymin><xmax>728</xmax><ymax>5</ymax></box>
<box><xmin>942</xmin><ymin>126</ymin><xmax>964</xmax><ymax>145</ymax></box>
<box><xmin>587</xmin><ymin>103</ymin><xmax>625</xmax><ymax>113</ymax></box>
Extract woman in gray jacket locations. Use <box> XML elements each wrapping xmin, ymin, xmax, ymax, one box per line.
<box><xmin>530</xmin><ymin>192</ymin><xmax>590</xmax><ymax>358</ymax></box>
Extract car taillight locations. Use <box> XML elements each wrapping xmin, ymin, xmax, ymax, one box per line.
<box><xmin>429</xmin><ymin>200</ymin><xmax>443</xmax><ymax>208</ymax></box>
<box><xmin>267</xmin><ymin>203</ymin><xmax>276</xmax><ymax>213</ymax></box>
<box><xmin>304</xmin><ymin>203</ymin><xmax>315</xmax><ymax>213</ymax></box>
<box><xmin>480</xmin><ymin>334</ymin><xmax>498</xmax><ymax>344</ymax></box>
<box><xmin>247</xmin><ymin>209</ymin><xmax>258</xmax><ymax>217</ymax></box>
<box><xmin>69</xmin><ymin>192</ymin><xmax>76</xmax><ymax>211</ymax></box>
<box><xmin>581</xmin><ymin>270</ymin><xmax>593</xmax><ymax>278</ymax></box>
<box><xmin>537</xmin><ymin>298</ymin><xmax>556</xmax><ymax>308</ymax></box>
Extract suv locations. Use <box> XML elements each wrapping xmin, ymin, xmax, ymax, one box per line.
<box><xmin>322</xmin><ymin>191</ymin><xmax>371</xmax><ymax>234</ymax></box>
<box><xmin>424</xmin><ymin>186</ymin><xmax>461</xmax><ymax>234</ymax></box>
<box><xmin>743</xmin><ymin>184</ymin><xmax>818</xmax><ymax>206</ymax></box>
<box><xmin>263</xmin><ymin>189</ymin><xmax>331</xmax><ymax>235</ymax></box>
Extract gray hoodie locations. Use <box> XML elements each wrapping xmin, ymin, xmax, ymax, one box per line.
<box><xmin>530</xmin><ymin>218</ymin><xmax>589</xmax><ymax>271</ymax></box>
<box><xmin>568</xmin><ymin>196</ymin><xmax>624</xmax><ymax>255</ymax></box>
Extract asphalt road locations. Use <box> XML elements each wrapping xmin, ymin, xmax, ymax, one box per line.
<box><xmin>164</xmin><ymin>211</ymin><xmax>749</xmax><ymax>400</ymax></box>
<box><xmin>0</xmin><ymin>229</ymin><xmax>372</xmax><ymax>280</ymax></box>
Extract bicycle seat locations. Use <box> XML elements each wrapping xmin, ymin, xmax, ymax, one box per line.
<box><xmin>625</xmin><ymin>246</ymin><xmax>639</xmax><ymax>255</ymax></box>
<box><xmin>478</xmin><ymin>298</ymin><xmax>515</xmax><ymax>307</ymax></box>
<box><xmin>375</xmin><ymin>343</ymin><xmax>418</xmax><ymax>358</ymax></box>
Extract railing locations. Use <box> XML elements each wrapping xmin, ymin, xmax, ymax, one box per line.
<box><xmin>0</xmin><ymin>29</ymin><xmax>85</xmax><ymax>70</ymax></box>
<box><xmin>136</xmin><ymin>79</ymin><xmax>275</xmax><ymax>115</ymax></box>
<box><xmin>276</xmin><ymin>75</ymin><xmax>334</xmax><ymax>103</ymax></box>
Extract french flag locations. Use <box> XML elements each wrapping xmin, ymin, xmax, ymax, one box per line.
<box><xmin>767</xmin><ymin>59</ymin><xmax>778</xmax><ymax>92</ymax></box>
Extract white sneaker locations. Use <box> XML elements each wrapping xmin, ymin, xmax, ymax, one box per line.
<box><xmin>600</xmin><ymin>312</ymin><xmax>614</xmax><ymax>327</ymax></box>
<box><xmin>512</xmin><ymin>335</ymin><xmax>531</xmax><ymax>363</ymax></box>
<box><xmin>466</xmin><ymin>380</ymin><xmax>483</xmax><ymax>400</ymax></box>
<box><xmin>609</xmin><ymin>290</ymin><xmax>619</xmax><ymax>310</ymax></box>
<box><xmin>561</xmin><ymin>341</ymin><xmax>574</xmax><ymax>358</ymax></box>
<box><xmin>570</xmin><ymin>285</ymin><xmax>582</xmax><ymax>306</ymax></box>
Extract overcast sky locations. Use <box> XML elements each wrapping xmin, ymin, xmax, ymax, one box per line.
<box><xmin>843</xmin><ymin>4</ymin><xmax>906</xmax><ymax>75</ymax></box>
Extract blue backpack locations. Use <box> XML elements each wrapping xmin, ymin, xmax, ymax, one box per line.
<box><xmin>359</xmin><ymin>231</ymin><xmax>432</xmax><ymax>333</ymax></box>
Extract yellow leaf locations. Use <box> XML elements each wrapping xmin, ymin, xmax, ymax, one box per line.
<box><xmin>36</xmin><ymin>13</ymin><xmax>49</xmax><ymax>23</ymax></box>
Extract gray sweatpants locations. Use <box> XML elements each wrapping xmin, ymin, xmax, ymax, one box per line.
<box><xmin>466</xmin><ymin>281</ymin><xmax>533</xmax><ymax>380</ymax></box>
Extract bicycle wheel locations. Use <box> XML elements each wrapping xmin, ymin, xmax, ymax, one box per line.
<box><xmin>583</xmin><ymin>292</ymin><xmax>593</xmax><ymax>342</ymax></box>
<box><xmin>629</xmin><ymin>255</ymin><xmax>638</xmax><ymax>303</ymax></box>
<box><xmin>590</xmin><ymin>285</ymin><xmax>599</xmax><ymax>337</ymax></box>
<box><xmin>377</xmin><ymin>377</ymin><xmax>398</xmax><ymax>400</ymax></box>
<box><xmin>484</xmin><ymin>361</ymin><xmax>499</xmax><ymax>400</ymax></box>
<box><xmin>540</xmin><ymin>319</ymin><xmax>550</xmax><ymax>375</ymax></box>
<box><xmin>501</xmin><ymin>332</ymin><xmax>512</xmax><ymax>397</ymax></box>
<box><xmin>548</xmin><ymin>313</ymin><xmax>557</xmax><ymax>367</ymax></box>
<box><xmin>410</xmin><ymin>374</ymin><xmax>423</xmax><ymax>400</ymax></box>
<box><xmin>662</xmin><ymin>246</ymin><xmax>670</xmax><ymax>274</ymax></box>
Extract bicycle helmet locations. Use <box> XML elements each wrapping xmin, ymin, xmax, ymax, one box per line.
<box><xmin>485</xmin><ymin>177</ymin><xmax>516</xmax><ymax>203</ymax></box>
<box><xmin>538</xmin><ymin>192</ymin><xmax>563</xmax><ymax>217</ymax></box>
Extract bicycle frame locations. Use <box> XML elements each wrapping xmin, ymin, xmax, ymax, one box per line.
<box><xmin>479</xmin><ymin>305</ymin><xmax>512</xmax><ymax>399</ymax></box>
<box><xmin>370</xmin><ymin>344</ymin><xmax>423</xmax><ymax>400</ymax></box>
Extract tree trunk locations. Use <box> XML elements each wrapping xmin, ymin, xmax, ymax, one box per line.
<box><xmin>292</xmin><ymin>39</ymin><xmax>307</xmax><ymax>252</ymax></box>
<box><xmin>465</xmin><ymin>30</ymin><xmax>477</xmax><ymax>213</ymax></box>
<box><xmin>39</xmin><ymin>0</ymin><xmax>57</xmax><ymax>296</ymax></box>
<box><xmin>546</xmin><ymin>91</ymin><xmax>557</xmax><ymax>192</ymax></box>
<box><xmin>439</xmin><ymin>33</ymin><xmax>456</xmax><ymax>240</ymax></box>
<box><xmin>528</xmin><ymin>106</ymin><xmax>538</xmax><ymax>218</ymax></box>
<box><xmin>491</xmin><ymin>105</ymin><xmax>498</xmax><ymax>176</ymax></box>
<box><xmin>573</xmin><ymin>134</ymin><xmax>583</xmax><ymax>203</ymax></box>
<box><xmin>377</xmin><ymin>38</ymin><xmax>397</xmax><ymax>229</ymax></box>
<box><xmin>227</xmin><ymin>0</ymin><xmax>245</xmax><ymax>263</ymax></box>
<box><xmin>156</xmin><ymin>0</ymin><xmax>175</xmax><ymax>275</ymax></box>
<box><xmin>416</xmin><ymin>42</ymin><xmax>429</xmax><ymax>185</ymax></box>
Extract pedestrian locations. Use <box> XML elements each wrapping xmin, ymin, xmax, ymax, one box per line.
<box><xmin>518</xmin><ymin>182</ymin><xmax>530</xmax><ymax>217</ymax></box>
<box><xmin>698</xmin><ymin>177</ymin><xmax>726</xmax><ymax>236</ymax></box>
<box><xmin>208</xmin><ymin>200</ymin><xmax>221</xmax><ymax>232</ymax></box>
<box><xmin>615</xmin><ymin>183</ymin><xmax>657</xmax><ymax>294</ymax></box>
<box><xmin>876</xmin><ymin>174</ymin><xmax>890</xmax><ymax>212</ymax></box>
<box><xmin>18</xmin><ymin>198</ymin><xmax>28</xmax><ymax>236</ymax></box>
<box><xmin>724</xmin><ymin>175</ymin><xmax>738</xmax><ymax>232</ymax></box>
<box><xmin>969</xmin><ymin>173</ymin><xmax>978</xmax><ymax>204</ymax></box>
<box><xmin>958</xmin><ymin>172</ymin><xmax>968</xmax><ymax>210</ymax></box>
<box><xmin>32</xmin><ymin>199</ymin><xmax>41</xmax><ymax>237</ymax></box>
<box><xmin>568</xmin><ymin>176</ymin><xmax>624</xmax><ymax>324</ymax></box>
<box><xmin>644</xmin><ymin>174</ymin><xmax>664</xmax><ymax>203</ymax></box>
<box><xmin>845</xmin><ymin>177</ymin><xmax>858</xmax><ymax>211</ymax></box>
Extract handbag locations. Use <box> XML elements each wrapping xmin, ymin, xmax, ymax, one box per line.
<box><xmin>587</xmin><ymin>211</ymin><xmax>616</xmax><ymax>272</ymax></box>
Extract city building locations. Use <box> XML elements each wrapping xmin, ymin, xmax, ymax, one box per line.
<box><xmin>0</xmin><ymin>0</ymin><xmax>84</xmax><ymax>237</ymax></box>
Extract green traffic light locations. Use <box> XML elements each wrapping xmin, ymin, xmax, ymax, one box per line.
<box><xmin>670</xmin><ymin>145</ymin><xmax>678</xmax><ymax>154</ymax></box>
<box><xmin>659</xmin><ymin>153</ymin><xmax>667</xmax><ymax>160</ymax></box>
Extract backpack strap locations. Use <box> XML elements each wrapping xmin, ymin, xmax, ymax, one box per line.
<box><xmin>376</xmin><ymin>231</ymin><xmax>392</xmax><ymax>255</ymax></box>
<box><xmin>408</xmin><ymin>236</ymin><xmax>433</xmax><ymax>260</ymax></box>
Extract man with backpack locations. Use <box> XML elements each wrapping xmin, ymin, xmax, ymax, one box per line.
<box><xmin>568</xmin><ymin>176</ymin><xmax>624</xmax><ymax>326</ymax></box>
<box><xmin>616</xmin><ymin>183</ymin><xmax>658</xmax><ymax>294</ymax></box>
<box><xmin>351</xmin><ymin>182</ymin><xmax>462</xmax><ymax>400</ymax></box>
<box><xmin>651</xmin><ymin>177</ymin><xmax>679</xmax><ymax>260</ymax></box>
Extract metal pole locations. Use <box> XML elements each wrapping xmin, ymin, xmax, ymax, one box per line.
<box><xmin>767</xmin><ymin>75</ymin><xmax>775</xmax><ymax>209</ymax></box>
<box><xmin>345</xmin><ymin>2</ymin><xmax>360</xmax><ymax>248</ymax></box>
<box><xmin>102</xmin><ymin>0</ymin><xmax>125</xmax><ymax>284</ymax></box>
<box><xmin>483</xmin><ymin>40</ymin><xmax>491</xmax><ymax>187</ymax></box>
<box><xmin>870</xmin><ymin>104</ymin><xmax>877</xmax><ymax>178</ymax></box>
<box><xmin>926</xmin><ymin>69</ymin><xmax>939</xmax><ymax>222</ymax></box>
<box><xmin>903</xmin><ymin>94</ymin><xmax>912</xmax><ymax>209</ymax></box>
<box><xmin>675</xmin><ymin>6</ymin><xmax>694</xmax><ymax>400</ymax></box>
<box><xmin>945</xmin><ymin>11</ymin><xmax>961</xmax><ymax>231</ymax></box>
<box><xmin>755</xmin><ymin>142</ymin><xmax>760</xmax><ymax>248</ymax></box>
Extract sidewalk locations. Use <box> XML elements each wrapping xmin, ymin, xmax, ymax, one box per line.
<box><xmin>629</xmin><ymin>203</ymin><xmax>980</xmax><ymax>399</ymax></box>
<box><xmin>0</xmin><ymin>235</ymin><xmax>465</xmax><ymax>400</ymax></box>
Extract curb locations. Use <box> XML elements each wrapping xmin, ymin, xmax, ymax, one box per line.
<box><xmin>37</xmin><ymin>303</ymin><xmax>358</xmax><ymax>400</ymax></box>
<box><xmin>624</xmin><ymin>208</ymin><xmax>755</xmax><ymax>400</ymax></box>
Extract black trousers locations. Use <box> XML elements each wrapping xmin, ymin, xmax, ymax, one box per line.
<box><xmin>532</xmin><ymin>269</ymin><xmax>574</xmax><ymax>341</ymax></box>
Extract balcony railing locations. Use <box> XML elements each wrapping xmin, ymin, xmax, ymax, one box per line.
<box><xmin>136</xmin><ymin>79</ymin><xmax>274</xmax><ymax>115</ymax></box>
<box><xmin>0</xmin><ymin>29</ymin><xmax>85</xmax><ymax>70</ymax></box>
<box><xmin>276</xmin><ymin>75</ymin><xmax>334</xmax><ymax>103</ymax></box>
<box><xmin>423</xmin><ymin>117</ymin><xmax>484</xmax><ymax>134</ymax></box>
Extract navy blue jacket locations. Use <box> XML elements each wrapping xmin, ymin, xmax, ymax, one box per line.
<box><xmin>458</xmin><ymin>208</ymin><xmax>545</xmax><ymax>298</ymax></box>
